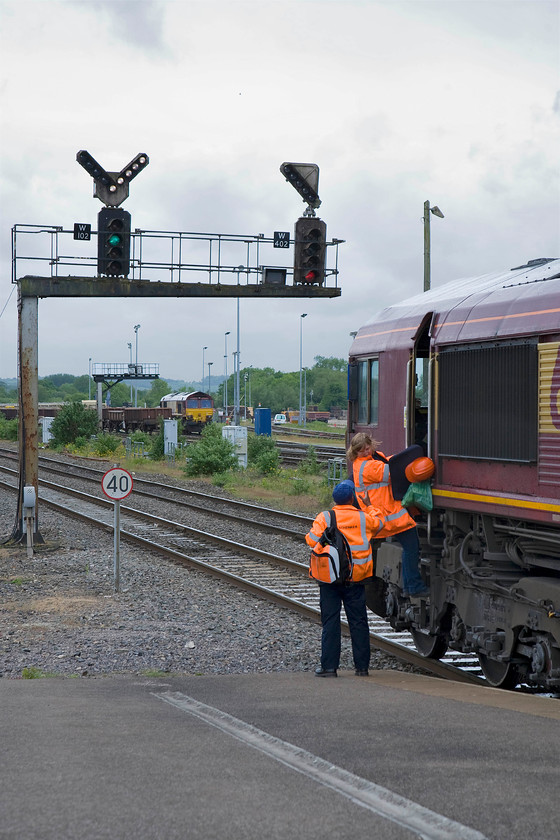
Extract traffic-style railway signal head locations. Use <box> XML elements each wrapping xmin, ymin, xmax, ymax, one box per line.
<box><xmin>97</xmin><ymin>207</ymin><xmax>131</xmax><ymax>276</ymax></box>
<box><xmin>294</xmin><ymin>216</ymin><xmax>327</xmax><ymax>285</ymax></box>
<box><xmin>280</xmin><ymin>162</ymin><xmax>321</xmax><ymax>210</ymax></box>
<box><xmin>77</xmin><ymin>150</ymin><xmax>149</xmax><ymax>207</ymax></box>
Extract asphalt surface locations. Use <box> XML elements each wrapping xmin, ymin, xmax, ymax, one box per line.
<box><xmin>1</xmin><ymin>670</ymin><xmax>558</xmax><ymax>840</ymax></box>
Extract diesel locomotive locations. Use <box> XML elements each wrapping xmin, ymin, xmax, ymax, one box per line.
<box><xmin>160</xmin><ymin>391</ymin><xmax>214</xmax><ymax>434</ymax></box>
<box><xmin>348</xmin><ymin>257</ymin><xmax>560</xmax><ymax>688</ymax></box>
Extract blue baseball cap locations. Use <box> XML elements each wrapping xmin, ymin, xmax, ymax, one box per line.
<box><xmin>332</xmin><ymin>480</ymin><xmax>355</xmax><ymax>505</ymax></box>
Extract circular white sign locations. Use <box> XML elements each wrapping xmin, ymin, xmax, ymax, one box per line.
<box><xmin>101</xmin><ymin>467</ymin><xmax>133</xmax><ymax>500</ymax></box>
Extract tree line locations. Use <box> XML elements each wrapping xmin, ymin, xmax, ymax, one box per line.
<box><xmin>0</xmin><ymin>356</ymin><xmax>347</xmax><ymax>415</ymax></box>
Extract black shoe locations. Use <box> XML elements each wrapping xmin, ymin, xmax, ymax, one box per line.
<box><xmin>315</xmin><ymin>667</ymin><xmax>337</xmax><ymax>677</ymax></box>
<box><xmin>355</xmin><ymin>669</ymin><xmax>369</xmax><ymax>676</ymax></box>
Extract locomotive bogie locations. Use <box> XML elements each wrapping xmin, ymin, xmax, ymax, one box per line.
<box><xmin>353</xmin><ymin>258</ymin><xmax>560</xmax><ymax>687</ymax></box>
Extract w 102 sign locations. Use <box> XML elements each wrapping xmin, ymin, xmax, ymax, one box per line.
<box><xmin>102</xmin><ymin>467</ymin><xmax>133</xmax><ymax>500</ymax></box>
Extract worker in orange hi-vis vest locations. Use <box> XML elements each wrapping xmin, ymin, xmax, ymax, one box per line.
<box><xmin>348</xmin><ymin>432</ymin><xmax>430</xmax><ymax>599</ymax></box>
<box><xmin>306</xmin><ymin>480</ymin><xmax>382</xmax><ymax>678</ymax></box>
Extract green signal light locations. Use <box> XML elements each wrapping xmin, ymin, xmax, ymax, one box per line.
<box><xmin>108</xmin><ymin>233</ymin><xmax>122</xmax><ymax>246</ymax></box>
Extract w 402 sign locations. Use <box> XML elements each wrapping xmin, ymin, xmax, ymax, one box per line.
<box><xmin>102</xmin><ymin>467</ymin><xmax>133</xmax><ymax>500</ymax></box>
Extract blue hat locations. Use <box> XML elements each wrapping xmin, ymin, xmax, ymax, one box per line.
<box><xmin>332</xmin><ymin>480</ymin><xmax>355</xmax><ymax>505</ymax></box>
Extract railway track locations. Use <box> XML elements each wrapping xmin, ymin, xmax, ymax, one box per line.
<box><xmin>0</xmin><ymin>447</ymin><xmax>485</xmax><ymax>686</ymax></box>
<box><xmin>276</xmin><ymin>440</ymin><xmax>346</xmax><ymax>466</ymax></box>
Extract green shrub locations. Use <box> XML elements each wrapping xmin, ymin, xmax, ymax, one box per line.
<box><xmin>298</xmin><ymin>445</ymin><xmax>322</xmax><ymax>476</ymax></box>
<box><xmin>49</xmin><ymin>402</ymin><xmax>99</xmax><ymax>447</ymax></box>
<box><xmin>184</xmin><ymin>423</ymin><xmax>237</xmax><ymax>476</ymax></box>
<box><xmin>211</xmin><ymin>471</ymin><xmax>231</xmax><ymax>488</ymax></box>
<box><xmin>91</xmin><ymin>433</ymin><xmax>121</xmax><ymax>457</ymax></box>
<box><xmin>149</xmin><ymin>422</ymin><xmax>165</xmax><ymax>460</ymax></box>
<box><xmin>0</xmin><ymin>416</ymin><xmax>18</xmax><ymax>441</ymax></box>
<box><xmin>130</xmin><ymin>430</ymin><xmax>152</xmax><ymax>445</ymax></box>
<box><xmin>247</xmin><ymin>433</ymin><xmax>280</xmax><ymax>474</ymax></box>
<box><xmin>289</xmin><ymin>477</ymin><xmax>314</xmax><ymax>495</ymax></box>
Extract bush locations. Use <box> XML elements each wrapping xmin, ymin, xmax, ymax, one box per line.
<box><xmin>299</xmin><ymin>445</ymin><xmax>322</xmax><ymax>476</ymax></box>
<box><xmin>130</xmin><ymin>430</ymin><xmax>152</xmax><ymax>445</ymax></box>
<box><xmin>91</xmin><ymin>433</ymin><xmax>121</xmax><ymax>457</ymax></box>
<box><xmin>0</xmin><ymin>416</ymin><xmax>18</xmax><ymax>441</ymax></box>
<box><xmin>247</xmin><ymin>434</ymin><xmax>280</xmax><ymax>475</ymax></box>
<box><xmin>184</xmin><ymin>423</ymin><xmax>237</xmax><ymax>476</ymax></box>
<box><xmin>49</xmin><ymin>402</ymin><xmax>98</xmax><ymax>447</ymax></box>
<box><xmin>149</xmin><ymin>422</ymin><xmax>165</xmax><ymax>460</ymax></box>
<box><xmin>255</xmin><ymin>449</ymin><xmax>280</xmax><ymax>475</ymax></box>
<box><xmin>289</xmin><ymin>477</ymin><xmax>314</xmax><ymax>495</ymax></box>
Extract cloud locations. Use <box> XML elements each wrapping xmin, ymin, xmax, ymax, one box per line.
<box><xmin>1</xmin><ymin>0</ymin><xmax>559</xmax><ymax>382</ymax></box>
<box><xmin>74</xmin><ymin>0</ymin><xmax>168</xmax><ymax>53</ymax></box>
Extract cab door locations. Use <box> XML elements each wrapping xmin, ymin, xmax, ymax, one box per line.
<box><xmin>407</xmin><ymin>312</ymin><xmax>434</xmax><ymax>455</ymax></box>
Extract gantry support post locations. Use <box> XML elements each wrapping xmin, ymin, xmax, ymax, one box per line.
<box><xmin>16</xmin><ymin>288</ymin><xmax>42</xmax><ymax>542</ymax></box>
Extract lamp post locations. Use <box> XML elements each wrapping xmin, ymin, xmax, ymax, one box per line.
<box><xmin>224</xmin><ymin>331</ymin><xmax>230</xmax><ymax>420</ymax></box>
<box><xmin>248</xmin><ymin>365</ymin><xmax>253</xmax><ymax>418</ymax></box>
<box><xmin>202</xmin><ymin>346</ymin><xmax>208</xmax><ymax>387</ymax></box>
<box><xmin>127</xmin><ymin>342</ymin><xmax>133</xmax><ymax>403</ymax></box>
<box><xmin>207</xmin><ymin>361</ymin><xmax>213</xmax><ymax>395</ymax></box>
<box><xmin>234</xmin><ymin>266</ymin><xmax>243</xmax><ymax>426</ymax></box>
<box><xmin>232</xmin><ymin>351</ymin><xmax>238</xmax><ymax>423</ymax></box>
<box><xmin>133</xmin><ymin>324</ymin><xmax>140</xmax><ymax>407</ymax></box>
<box><xmin>88</xmin><ymin>357</ymin><xmax>92</xmax><ymax>400</ymax></box>
<box><xmin>299</xmin><ymin>313</ymin><xmax>307</xmax><ymax>427</ymax></box>
<box><xmin>235</xmin><ymin>300</ymin><xmax>241</xmax><ymax>426</ymax></box>
<box><xmin>423</xmin><ymin>201</ymin><xmax>444</xmax><ymax>292</ymax></box>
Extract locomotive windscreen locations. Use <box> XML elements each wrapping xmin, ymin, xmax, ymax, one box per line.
<box><xmin>438</xmin><ymin>341</ymin><xmax>538</xmax><ymax>462</ymax></box>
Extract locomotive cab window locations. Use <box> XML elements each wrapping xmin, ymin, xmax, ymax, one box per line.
<box><xmin>355</xmin><ymin>359</ymin><xmax>379</xmax><ymax>425</ymax></box>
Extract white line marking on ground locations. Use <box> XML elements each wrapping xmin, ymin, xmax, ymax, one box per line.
<box><xmin>153</xmin><ymin>691</ymin><xmax>487</xmax><ymax>840</ymax></box>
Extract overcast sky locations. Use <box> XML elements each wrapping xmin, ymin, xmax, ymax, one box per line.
<box><xmin>1</xmin><ymin>0</ymin><xmax>559</xmax><ymax>385</ymax></box>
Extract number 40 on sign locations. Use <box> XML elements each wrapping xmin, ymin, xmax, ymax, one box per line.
<box><xmin>101</xmin><ymin>467</ymin><xmax>133</xmax><ymax>593</ymax></box>
<box><xmin>102</xmin><ymin>467</ymin><xmax>133</xmax><ymax>500</ymax></box>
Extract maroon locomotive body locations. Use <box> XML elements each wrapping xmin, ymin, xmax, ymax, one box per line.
<box><xmin>348</xmin><ymin>257</ymin><xmax>560</xmax><ymax>688</ymax></box>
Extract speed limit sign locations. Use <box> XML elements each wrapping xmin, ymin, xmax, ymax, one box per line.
<box><xmin>102</xmin><ymin>467</ymin><xmax>133</xmax><ymax>500</ymax></box>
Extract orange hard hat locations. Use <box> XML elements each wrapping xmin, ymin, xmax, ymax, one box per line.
<box><xmin>405</xmin><ymin>457</ymin><xmax>435</xmax><ymax>483</ymax></box>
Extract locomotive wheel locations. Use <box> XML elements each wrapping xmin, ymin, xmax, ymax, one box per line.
<box><xmin>410</xmin><ymin>629</ymin><xmax>448</xmax><ymax>660</ymax></box>
<box><xmin>478</xmin><ymin>654</ymin><xmax>519</xmax><ymax>689</ymax></box>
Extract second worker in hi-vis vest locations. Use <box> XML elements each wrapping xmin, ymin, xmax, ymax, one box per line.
<box><xmin>306</xmin><ymin>480</ymin><xmax>382</xmax><ymax>678</ymax></box>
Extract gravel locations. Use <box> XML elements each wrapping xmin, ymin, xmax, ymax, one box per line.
<box><xmin>0</xmin><ymin>460</ymin><xmax>408</xmax><ymax>680</ymax></box>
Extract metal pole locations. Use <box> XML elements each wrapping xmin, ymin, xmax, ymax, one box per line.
<box><xmin>207</xmin><ymin>361</ymin><xmax>213</xmax><ymax>395</ymax></box>
<box><xmin>88</xmin><ymin>357</ymin><xmax>92</xmax><ymax>400</ymax></box>
<box><xmin>114</xmin><ymin>500</ymin><xmax>120</xmax><ymax>593</ymax></box>
<box><xmin>304</xmin><ymin>367</ymin><xmax>307</xmax><ymax>428</ymax></box>
<box><xmin>17</xmin><ymin>290</ymin><xmax>40</xmax><ymax>540</ymax></box>
<box><xmin>128</xmin><ymin>342</ymin><xmax>133</xmax><ymax>402</ymax></box>
<box><xmin>248</xmin><ymin>367</ymin><xmax>252</xmax><ymax>416</ymax></box>
<box><xmin>232</xmin><ymin>351</ymin><xmax>237</xmax><ymax>424</ymax></box>
<box><xmin>224</xmin><ymin>331</ymin><xmax>230</xmax><ymax>418</ymax></box>
<box><xmin>299</xmin><ymin>313</ymin><xmax>307</xmax><ymax>426</ymax></box>
<box><xmin>423</xmin><ymin>200</ymin><xmax>431</xmax><ymax>293</ymax></box>
<box><xmin>134</xmin><ymin>324</ymin><xmax>140</xmax><ymax>407</ymax></box>
<box><xmin>97</xmin><ymin>381</ymin><xmax>103</xmax><ymax>425</ymax></box>
<box><xmin>202</xmin><ymin>345</ymin><xmax>207</xmax><ymax>387</ymax></box>
<box><xmin>235</xmin><ymin>298</ymin><xmax>240</xmax><ymax>425</ymax></box>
